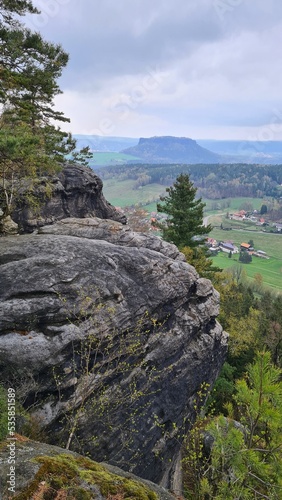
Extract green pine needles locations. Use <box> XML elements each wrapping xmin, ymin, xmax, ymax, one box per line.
<box><xmin>156</xmin><ymin>173</ymin><xmax>212</xmax><ymax>249</ymax></box>
<box><xmin>183</xmin><ymin>351</ymin><xmax>282</xmax><ymax>499</ymax></box>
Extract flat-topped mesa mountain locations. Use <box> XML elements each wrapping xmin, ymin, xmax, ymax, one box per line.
<box><xmin>10</xmin><ymin>163</ymin><xmax>126</xmax><ymax>233</ymax></box>
<box><xmin>0</xmin><ymin>214</ymin><xmax>228</xmax><ymax>491</ymax></box>
<box><xmin>122</xmin><ymin>136</ymin><xmax>220</xmax><ymax>164</ymax></box>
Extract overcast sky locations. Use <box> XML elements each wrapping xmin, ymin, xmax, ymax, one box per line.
<box><xmin>26</xmin><ymin>0</ymin><xmax>282</xmax><ymax>140</ymax></box>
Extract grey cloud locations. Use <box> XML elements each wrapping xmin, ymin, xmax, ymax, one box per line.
<box><xmin>25</xmin><ymin>0</ymin><xmax>282</xmax><ymax>138</ymax></box>
<box><xmin>30</xmin><ymin>0</ymin><xmax>225</xmax><ymax>83</ymax></box>
<box><xmin>30</xmin><ymin>0</ymin><xmax>280</xmax><ymax>84</ymax></box>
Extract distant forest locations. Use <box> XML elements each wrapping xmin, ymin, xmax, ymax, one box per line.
<box><xmin>96</xmin><ymin>163</ymin><xmax>282</xmax><ymax>199</ymax></box>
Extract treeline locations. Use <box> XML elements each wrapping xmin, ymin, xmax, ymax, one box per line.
<box><xmin>96</xmin><ymin>163</ymin><xmax>282</xmax><ymax>199</ymax></box>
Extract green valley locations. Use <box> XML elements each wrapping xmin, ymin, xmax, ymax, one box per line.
<box><xmin>99</xmin><ymin>165</ymin><xmax>282</xmax><ymax>293</ymax></box>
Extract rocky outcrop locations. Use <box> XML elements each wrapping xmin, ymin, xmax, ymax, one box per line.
<box><xmin>0</xmin><ymin>215</ymin><xmax>19</xmax><ymax>235</ymax></box>
<box><xmin>0</xmin><ymin>437</ymin><xmax>174</xmax><ymax>500</ymax></box>
<box><xmin>0</xmin><ymin>218</ymin><xmax>228</xmax><ymax>490</ymax></box>
<box><xmin>11</xmin><ymin>163</ymin><xmax>126</xmax><ymax>232</ymax></box>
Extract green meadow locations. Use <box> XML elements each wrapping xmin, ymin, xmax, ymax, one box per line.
<box><xmin>210</xmin><ymin>227</ymin><xmax>282</xmax><ymax>292</ymax></box>
<box><xmin>209</xmin><ymin>227</ymin><xmax>282</xmax><ymax>260</ymax></box>
<box><xmin>205</xmin><ymin>197</ymin><xmax>264</xmax><ymax>213</ymax></box>
<box><xmin>102</xmin><ymin>177</ymin><xmax>268</xmax><ymax>215</ymax></box>
<box><xmin>90</xmin><ymin>152</ymin><xmax>140</xmax><ymax>167</ymax></box>
<box><xmin>213</xmin><ymin>252</ymin><xmax>282</xmax><ymax>291</ymax></box>
<box><xmin>102</xmin><ymin>179</ymin><xmax>165</xmax><ymax>207</ymax></box>
<box><xmin>101</xmin><ymin>178</ymin><xmax>282</xmax><ymax>292</ymax></box>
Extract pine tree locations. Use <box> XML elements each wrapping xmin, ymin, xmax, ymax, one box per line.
<box><xmin>181</xmin><ymin>246</ymin><xmax>221</xmax><ymax>280</ymax></box>
<box><xmin>239</xmin><ymin>251</ymin><xmax>252</xmax><ymax>264</ymax></box>
<box><xmin>156</xmin><ymin>173</ymin><xmax>212</xmax><ymax>249</ymax></box>
<box><xmin>0</xmin><ymin>0</ymin><xmax>70</xmax><ymax>129</ymax></box>
<box><xmin>0</xmin><ymin>0</ymin><xmax>89</xmax><ymax>220</ymax></box>
<box><xmin>184</xmin><ymin>352</ymin><xmax>282</xmax><ymax>499</ymax></box>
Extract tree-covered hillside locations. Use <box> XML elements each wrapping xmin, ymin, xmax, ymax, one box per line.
<box><xmin>97</xmin><ymin>162</ymin><xmax>282</xmax><ymax>199</ymax></box>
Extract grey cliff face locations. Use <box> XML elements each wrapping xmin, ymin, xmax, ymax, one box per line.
<box><xmin>0</xmin><ymin>217</ymin><xmax>228</xmax><ymax>490</ymax></box>
<box><xmin>12</xmin><ymin>163</ymin><xmax>127</xmax><ymax>232</ymax></box>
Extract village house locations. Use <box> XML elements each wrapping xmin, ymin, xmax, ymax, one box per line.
<box><xmin>219</xmin><ymin>241</ymin><xmax>239</xmax><ymax>254</ymax></box>
<box><xmin>252</xmin><ymin>249</ymin><xmax>269</xmax><ymax>259</ymax></box>
<box><xmin>230</xmin><ymin>210</ymin><xmax>247</xmax><ymax>221</ymax></box>
<box><xmin>206</xmin><ymin>237</ymin><xmax>218</xmax><ymax>248</ymax></box>
<box><xmin>240</xmin><ymin>242</ymin><xmax>253</xmax><ymax>252</ymax></box>
<box><xmin>255</xmin><ymin>218</ymin><xmax>267</xmax><ymax>226</ymax></box>
<box><xmin>248</xmin><ymin>216</ymin><xmax>258</xmax><ymax>222</ymax></box>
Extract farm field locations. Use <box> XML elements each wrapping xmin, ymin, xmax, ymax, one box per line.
<box><xmin>209</xmin><ymin>227</ymin><xmax>282</xmax><ymax>260</ymax></box>
<box><xmin>102</xmin><ymin>176</ymin><xmax>270</xmax><ymax>214</ymax></box>
<box><xmin>102</xmin><ymin>179</ymin><xmax>165</xmax><ymax>207</ymax></box>
<box><xmin>101</xmin><ymin>177</ymin><xmax>282</xmax><ymax>292</ymax></box>
<box><xmin>210</xmin><ymin>227</ymin><xmax>282</xmax><ymax>292</ymax></box>
<box><xmin>90</xmin><ymin>152</ymin><xmax>141</xmax><ymax>167</ymax></box>
<box><xmin>103</xmin><ymin>177</ymin><xmax>267</xmax><ymax>213</ymax></box>
<box><xmin>213</xmin><ymin>252</ymin><xmax>282</xmax><ymax>291</ymax></box>
<box><xmin>205</xmin><ymin>197</ymin><xmax>263</xmax><ymax>213</ymax></box>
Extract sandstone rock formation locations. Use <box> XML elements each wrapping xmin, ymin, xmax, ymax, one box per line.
<box><xmin>0</xmin><ymin>217</ymin><xmax>228</xmax><ymax>490</ymax></box>
<box><xmin>0</xmin><ymin>437</ymin><xmax>174</xmax><ymax>500</ymax></box>
<box><xmin>11</xmin><ymin>163</ymin><xmax>126</xmax><ymax>232</ymax></box>
<box><xmin>0</xmin><ymin>215</ymin><xmax>19</xmax><ymax>235</ymax></box>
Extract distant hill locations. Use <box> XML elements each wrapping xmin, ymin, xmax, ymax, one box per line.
<box><xmin>74</xmin><ymin>134</ymin><xmax>138</xmax><ymax>153</ymax></box>
<box><xmin>197</xmin><ymin>140</ymin><xmax>282</xmax><ymax>164</ymax></box>
<box><xmin>121</xmin><ymin>136</ymin><xmax>220</xmax><ymax>164</ymax></box>
<box><xmin>73</xmin><ymin>135</ymin><xmax>282</xmax><ymax>165</ymax></box>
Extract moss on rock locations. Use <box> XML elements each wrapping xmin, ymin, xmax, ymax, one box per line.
<box><xmin>0</xmin><ymin>438</ymin><xmax>166</xmax><ymax>500</ymax></box>
<box><xmin>14</xmin><ymin>453</ymin><xmax>158</xmax><ymax>499</ymax></box>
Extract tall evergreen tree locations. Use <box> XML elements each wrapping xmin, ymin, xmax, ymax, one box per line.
<box><xmin>0</xmin><ymin>0</ymin><xmax>70</xmax><ymax>128</ymax></box>
<box><xmin>0</xmin><ymin>0</ymin><xmax>38</xmax><ymax>26</ymax></box>
<box><xmin>0</xmin><ymin>0</ymin><xmax>88</xmax><ymax>219</ymax></box>
<box><xmin>156</xmin><ymin>173</ymin><xmax>212</xmax><ymax>248</ymax></box>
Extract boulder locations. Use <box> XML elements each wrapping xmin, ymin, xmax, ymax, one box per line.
<box><xmin>0</xmin><ymin>436</ymin><xmax>174</xmax><ymax>500</ymax></box>
<box><xmin>11</xmin><ymin>163</ymin><xmax>126</xmax><ymax>232</ymax></box>
<box><xmin>0</xmin><ymin>215</ymin><xmax>19</xmax><ymax>235</ymax></box>
<box><xmin>0</xmin><ymin>218</ymin><xmax>228</xmax><ymax>490</ymax></box>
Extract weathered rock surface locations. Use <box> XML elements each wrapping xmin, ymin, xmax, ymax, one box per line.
<box><xmin>0</xmin><ymin>215</ymin><xmax>19</xmax><ymax>235</ymax></box>
<box><xmin>0</xmin><ymin>218</ymin><xmax>228</xmax><ymax>490</ymax></box>
<box><xmin>0</xmin><ymin>437</ymin><xmax>174</xmax><ymax>500</ymax></box>
<box><xmin>11</xmin><ymin>163</ymin><xmax>126</xmax><ymax>232</ymax></box>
